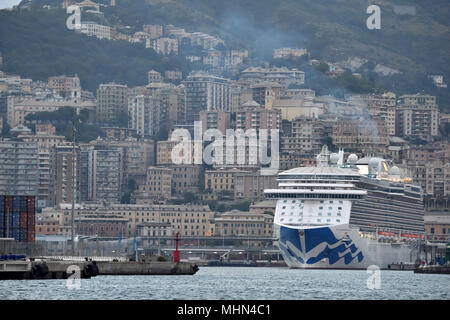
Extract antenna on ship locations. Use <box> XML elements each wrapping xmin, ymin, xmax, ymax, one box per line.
<box><xmin>316</xmin><ymin>145</ymin><xmax>330</xmax><ymax>167</ymax></box>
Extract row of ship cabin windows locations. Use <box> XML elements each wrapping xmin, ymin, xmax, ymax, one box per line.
<box><xmin>282</xmin><ymin>206</ymin><xmax>342</xmax><ymax>210</ymax></box>
<box><xmin>280</xmin><ymin>217</ymin><xmax>341</xmax><ymax>223</ymax></box>
<box><xmin>282</xmin><ymin>200</ymin><xmax>344</xmax><ymax>204</ymax></box>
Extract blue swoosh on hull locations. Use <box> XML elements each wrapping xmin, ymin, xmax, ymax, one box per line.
<box><xmin>279</xmin><ymin>226</ymin><xmax>304</xmax><ymax>264</ymax></box>
<box><xmin>279</xmin><ymin>226</ymin><xmax>364</xmax><ymax>265</ymax></box>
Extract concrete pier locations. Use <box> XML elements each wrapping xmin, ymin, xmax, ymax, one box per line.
<box><xmin>414</xmin><ymin>265</ymin><xmax>450</xmax><ymax>274</ymax></box>
<box><xmin>96</xmin><ymin>261</ymin><xmax>199</xmax><ymax>275</ymax></box>
<box><xmin>0</xmin><ymin>260</ymin><xmax>98</xmax><ymax>280</ymax></box>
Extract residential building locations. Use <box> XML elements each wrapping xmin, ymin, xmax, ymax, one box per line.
<box><xmin>0</xmin><ymin>141</ymin><xmax>39</xmax><ymax>196</ymax></box>
<box><xmin>346</xmin><ymin>93</ymin><xmax>396</xmax><ymax>136</ymax></box>
<box><xmin>142</xmin><ymin>24</ymin><xmax>163</xmax><ymax>39</ymax></box>
<box><xmin>75</xmin><ymin>214</ymin><xmax>128</xmax><ymax>238</ymax></box>
<box><xmin>183</xmin><ymin>71</ymin><xmax>231</xmax><ymax>124</ymax></box>
<box><xmin>281</xmin><ymin>116</ymin><xmax>326</xmax><ymax>157</ymax></box>
<box><xmin>240</xmin><ymin>67</ymin><xmax>305</xmax><ymax>87</ymax></box>
<box><xmin>273</xmin><ymin>97</ymin><xmax>324</xmax><ymax>121</ymax></box>
<box><xmin>18</xmin><ymin>127</ymin><xmax>66</xmax><ymax>208</ymax></box>
<box><xmin>147</xmin><ymin>70</ymin><xmax>163</xmax><ymax>84</ymax></box>
<box><xmin>57</xmin><ymin>203</ymin><xmax>215</xmax><ymax>237</ymax></box>
<box><xmin>170</xmin><ymin>164</ymin><xmax>203</xmax><ymax>195</ymax></box>
<box><xmin>250</xmin><ymin>83</ymin><xmax>283</xmax><ymax>109</ymax></box>
<box><xmin>214</xmin><ymin>210</ymin><xmax>274</xmax><ymax>241</ymax></box>
<box><xmin>79</xmin><ymin>22</ymin><xmax>111</xmax><ymax>40</ymax></box>
<box><xmin>165</xmin><ymin>71</ymin><xmax>183</xmax><ymax>81</ymax></box>
<box><xmin>128</xmin><ymin>94</ymin><xmax>160</xmax><ymax>137</ymax></box>
<box><xmin>235</xmin><ymin>101</ymin><xmax>281</xmax><ymax>131</ymax></box>
<box><xmin>396</xmin><ymin>94</ymin><xmax>440</xmax><ymax>140</ymax></box>
<box><xmin>52</xmin><ymin>144</ymin><xmax>80</xmax><ymax>207</ymax></box>
<box><xmin>48</xmin><ymin>75</ymin><xmax>81</xmax><ymax>99</ymax></box>
<box><xmin>274</xmin><ymin>48</ymin><xmax>308</xmax><ymax>59</ymax></box>
<box><xmin>331</xmin><ymin>119</ymin><xmax>389</xmax><ymax>156</ymax></box>
<box><xmin>96</xmin><ymin>83</ymin><xmax>128</xmax><ymax>126</ymax></box>
<box><xmin>132</xmin><ymin>166</ymin><xmax>172</xmax><ymax>202</ymax></box>
<box><xmin>151</xmin><ymin>37</ymin><xmax>178</xmax><ymax>55</ymax></box>
<box><xmin>424</xmin><ymin>213</ymin><xmax>450</xmax><ymax>242</ymax></box>
<box><xmin>7</xmin><ymin>97</ymin><xmax>96</xmax><ymax>127</ymax></box>
<box><xmin>89</xmin><ymin>137</ymin><xmax>154</xmax><ymax>186</ymax></box>
<box><xmin>79</xmin><ymin>145</ymin><xmax>122</xmax><ymax>203</ymax></box>
<box><xmin>204</xmin><ymin>169</ymin><xmax>248</xmax><ymax>194</ymax></box>
<box><xmin>234</xmin><ymin>171</ymin><xmax>278</xmax><ymax>201</ymax></box>
<box><xmin>199</xmin><ymin>110</ymin><xmax>231</xmax><ymax>135</ymax></box>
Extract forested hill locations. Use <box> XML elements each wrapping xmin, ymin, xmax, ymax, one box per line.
<box><xmin>0</xmin><ymin>0</ymin><xmax>448</xmax><ymax>110</ymax></box>
<box><xmin>0</xmin><ymin>7</ymin><xmax>192</xmax><ymax>92</ymax></box>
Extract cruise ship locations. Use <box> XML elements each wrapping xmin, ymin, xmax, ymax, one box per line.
<box><xmin>264</xmin><ymin>146</ymin><xmax>425</xmax><ymax>269</ymax></box>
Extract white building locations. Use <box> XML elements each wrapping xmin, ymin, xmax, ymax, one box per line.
<box><xmin>79</xmin><ymin>22</ymin><xmax>111</xmax><ymax>40</ymax></box>
<box><xmin>274</xmin><ymin>48</ymin><xmax>308</xmax><ymax>59</ymax></box>
<box><xmin>128</xmin><ymin>94</ymin><xmax>160</xmax><ymax>137</ymax></box>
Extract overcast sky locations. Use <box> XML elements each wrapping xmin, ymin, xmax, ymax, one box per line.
<box><xmin>0</xmin><ymin>0</ymin><xmax>22</xmax><ymax>9</ymax></box>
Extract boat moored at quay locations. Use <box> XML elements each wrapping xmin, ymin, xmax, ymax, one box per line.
<box><xmin>264</xmin><ymin>146</ymin><xmax>425</xmax><ymax>269</ymax></box>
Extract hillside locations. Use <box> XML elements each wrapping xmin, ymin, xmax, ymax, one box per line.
<box><xmin>0</xmin><ymin>6</ymin><xmax>192</xmax><ymax>92</ymax></box>
<box><xmin>0</xmin><ymin>0</ymin><xmax>448</xmax><ymax>109</ymax></box>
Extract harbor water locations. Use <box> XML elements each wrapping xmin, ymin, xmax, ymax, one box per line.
<box><xmin>0</xmin><ymin>267</ymin><xmax>448</xmax><ymax>300</ymax></box>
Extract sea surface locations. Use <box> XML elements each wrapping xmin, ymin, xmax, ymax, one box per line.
<box><xmin>0</xmin><ymin>267</ymin><xmax>448</xmax><ymax>300</ymax></box>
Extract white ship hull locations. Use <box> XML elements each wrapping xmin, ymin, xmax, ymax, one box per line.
<box><xmin>275</xmin><ymin>223</ymin><xmax>418</xmax><ymax>269</ymax></box>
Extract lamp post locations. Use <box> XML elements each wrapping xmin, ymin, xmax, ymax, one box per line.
<box><xmin>71</xmin><ymin>122</ymin><xmax>76</xmax><ymax>255</ymax></box>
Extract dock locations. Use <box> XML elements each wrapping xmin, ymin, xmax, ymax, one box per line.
<box><xmin>0</xmin><ymin>259</ymin><xmax>99</xmax><ymax>280</ymax></box>
<box><xmin>96</xmin><ymin>260</ymin><xmax>199</xmax><ymax>275</ymax></box>
<box><xmin>414</xmin><ymin>265</ymin><xmax>450</xmax><ymax>274</ymax></box>
<box><xmin>0</xmin><ymin>255</ymin><xmax>199</xmax><ymax>279</ymax></box>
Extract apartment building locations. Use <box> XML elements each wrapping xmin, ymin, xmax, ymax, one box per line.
<box><xmin>281</xmin><ymin>116</ymin><xmax>327</xmax><ymax>157</ymax></box>
<box><xmin>199</xmin><ymin>110</ymin><xmax>231</xmax><ymax>135</ymax></box>
<box><xmin>0</xmin><ymin>141</ymin><xmax>39</xmax><ymax>196</ymax></box>
<box><xmin>52</xmin><ymin>145</ymin><xmax>80</xmax><ymax>207</ymax></box>
<box><xmin>96</xmin><ymin>83</ymin><xmax>128</xmax><ymax>125</ymax></box>
<box><xmin>204</xmin><ymin>169</ymin><xmax>249</xmax><ymax>194</ymax></box>
<box><xmin>48</xmin><ymin>75</ymin><xmax>81</xmax><ymax>99</ymax></box>
<box><xmin>331</xmin><ymin>119</ymin><xmax>389</xmax><ymax>156</ymax></box>
<box><xmin>79</xmin><ymin>145</ymin><xmax>122</xmax><ymax>204</ymax></box>
<box><xmin>128</xmin><ymin>94</ymin><xmax>160</xmax><ymax>137</ymax></box>
<box><xmin>79</xmin><ymin>22</ymin><xmax>111</xmax><ymax>40</ymax></box>
<box><xmin>234</xmin><ymin>171</ymin><xmax>278</xmax><ymax>201</ymax></box>
<box><xmin>132</xmin><ymin>166</ymin><xmax>172</xmax><ymax>202</ymax></box>
<box><xmin>183</xmin><ymin>71</ymin><xmax>231</xmax><ymax>124</ymax></box>
<box><xmin>55</xmin><ymin>203</ymin><xmax>215</xmax><ymax>237</ymax></box>
<box><xmin>346</xmin><ymin>93</ymin><xmax>396</xmax><ymax>136</ymax></box>
<box><xmin>18</xmin><ymin>128</ymin><xmax>66</xmax><ymax>208</ymax></box>
<box><xmin>396</xmin><ymin>94</ymin><xmax>440</xmax><ymax>140</ymax></box>
<box><xmin>235</xmin><ymin>101</ymin><xmax>281</xmax><ymax>131</ymax></box>
<box><xmin>214</xmin><ymin>210</ymin><xmax>273</xmax><ymax>239</ymax></box>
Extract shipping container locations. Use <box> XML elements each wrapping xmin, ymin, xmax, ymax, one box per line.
<box><xmin>12</xmin><ymin>229</ymin><xmax>20</xmax><ymax>241</ymax></box>
<box><xmin>19</xmin><ymin>229</ymin><xmax>28</xmax><ymax>242</ymax></box>
<box><xmin>27</xmin><ymin>230</ymin><xmax>35</xmax><ymax>242</ymax></box>
<box><xmin>19</xmin><ymin>212</ymin><xmax>28</xmax><ymax>229</ymax></box>
<box><xmin>12</xmin><ymin>213</ymin><xmax>20</xmax><ymax>228</ymax></box>
<box><xmin>1</xmin><ymin>196</ymin><xmax>36</xmax><ymax>242</ymax></box>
